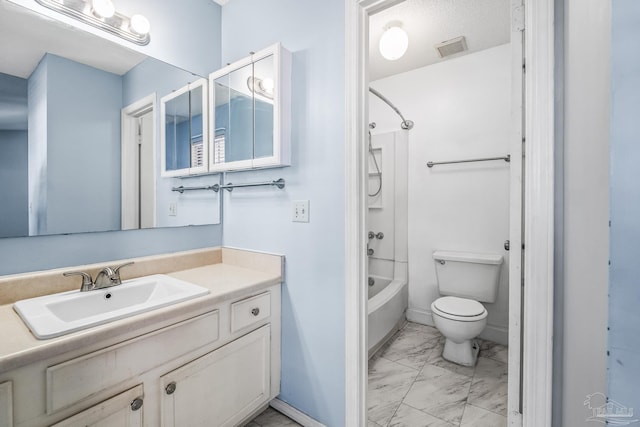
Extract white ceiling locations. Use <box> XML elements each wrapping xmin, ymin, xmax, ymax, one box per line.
<box><xmin>0</xmin><ymin>1</ymin><xmax>146</xmax><ymax>79</ymax></box>
<box><xmin>369</xmin><ymin>0</ymin><xmax>510</xmax><ymax>81</ymax></box>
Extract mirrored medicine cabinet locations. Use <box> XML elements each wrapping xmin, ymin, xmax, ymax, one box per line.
<box><xmin>209</xmin><ymin>43</ymin><xmax>291</xmax><ymax>172</ymax></box>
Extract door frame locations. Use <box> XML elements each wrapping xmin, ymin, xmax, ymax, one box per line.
<box><xmin>344</xmin><ymin>0</ymin><xmax>556</xmax><ymax>426</ymax></box>
<box><xmin>121</xmin><ymin>93</ymin><xmax>157</xmax><ymax>230</ymax></box>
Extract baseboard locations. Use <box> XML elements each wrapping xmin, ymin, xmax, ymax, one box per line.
<box><xmin>270</xmin><ymin>398</ymin><xmax>327</xmax><ymax>427</ymax></box>
<box><xmin>406</xmin><ymin>308</ymin><xmax>509</xmax><ymax>346</ymax></box>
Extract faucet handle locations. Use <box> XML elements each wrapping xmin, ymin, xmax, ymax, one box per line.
<box><xmin>112</xmin><ymin>262</ymin><xmax>134</xmax><ymax>285</ymax></box>
<box><xmin>63</xmin><ymin>271</ymin><xmax>94</xmax><ymax>292</ymax></box>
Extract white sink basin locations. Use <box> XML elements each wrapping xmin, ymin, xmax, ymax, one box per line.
<box><xmin>14</xmin><ymin>274</ymin><xmax>210</xmax><ymax>339</ymax></box>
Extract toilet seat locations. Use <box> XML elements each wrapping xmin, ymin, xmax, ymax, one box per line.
<box><xmin>432</xmin><ymin>296</ymin><xmax>487</xmax><ymax>322</ymax></box>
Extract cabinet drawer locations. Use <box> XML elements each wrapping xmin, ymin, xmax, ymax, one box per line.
<box><xmin>46</xmin><ymin>310</ymin><xmax>219</xmax><ymax>414</ymax></box>
<box><xmin>231</xmin><ymin>292</ymin><xmax>270</xmax><ymax>333</ymax></box>
<box><xmin>51</xmin><ymin>385</ymin><xmax>143</xmax><ymax>427</ymax></box>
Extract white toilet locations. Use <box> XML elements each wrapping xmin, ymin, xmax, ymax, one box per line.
<box><xmin>431</xmin><ymin>250</ymin><xmax>503</xmax><ymax>367</ymax></box>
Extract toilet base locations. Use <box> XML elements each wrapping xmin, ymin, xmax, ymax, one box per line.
<box><xmin>442</xmin><ymin>338</ymin><xmax>480</xmax><ymax>367</ymax></box>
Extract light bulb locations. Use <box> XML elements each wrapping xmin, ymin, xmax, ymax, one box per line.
<box><xmin>260</xmin><ymin>77</ymin><xmax>275</xmax><ymax>94</ymax></box>
<box><xmin>379</xmin><ymin>26</ymin><xmax>409</xmax><ymax>61</ymax></box>
<box><xmin>91</xmin><ymin>0</ymin><xmax>115</xmax><ymax>19</ymax></box>
<box><xmin>130</xmin><ymin>14</ymin><xmax>150</xmax><ymax>35</ymax></box>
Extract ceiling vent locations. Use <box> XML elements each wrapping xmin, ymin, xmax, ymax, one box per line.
<box><xmin>435</xmin><ymin>36</ymin><xmax>468</xmax><ymax>58</ymax></box>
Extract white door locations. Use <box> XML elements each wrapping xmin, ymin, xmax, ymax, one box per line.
<box><xmin>138</xmin><ymin>111</ymin><xmax>154</xmax><ymax>229</ymax></box>
<box><xmin>121</xmin><ymin>94</ymin><xmax>156</xmax><ymax>230</ymax></box>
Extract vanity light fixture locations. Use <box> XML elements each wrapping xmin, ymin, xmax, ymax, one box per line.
<box><xmin>35</xmin><ymin>0</ymin><xmax>151</xmax><ymax>45</ymax></box>
<box><xmin>247</xmin><ymin>76</ymin><xmax>274</xmax><ymax>100</ymax></box>
<box><xmin>379</xmin><ymin>25</ymin><xmax>409</xmax><ymax>61</ymax></box>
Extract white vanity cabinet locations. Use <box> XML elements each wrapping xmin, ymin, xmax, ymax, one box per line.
<box><xmin>161</xmin><ymin>78</ymin><xmax>209</xmax><ymax>177</ymax></box>
<box><xmin>160</xmin><ymin>325</ymin><xmax>271</xmax><ymax>427</ymax></box>
<box><xmin>209</xmin><ymin>43</ymin><xmax>291</xmax><ymax>171</ymax></box>
<box><xmin>1</xmin><ymin>284</ymin><xmax>281</xmax><ymax>427</ymax></box>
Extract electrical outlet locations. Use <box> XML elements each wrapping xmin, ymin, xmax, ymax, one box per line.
<box><xmin>292</xmin><ymin>200</ymin><xmax>309</xmax><ymax>222</ymax></box>
<box><xmin>169</xmin><ymin>202</ymin><xmax>178</xmax><ymax>216</ymax></box>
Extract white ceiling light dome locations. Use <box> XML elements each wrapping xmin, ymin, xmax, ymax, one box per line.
<box><xmin>379</xmin><ymin>26</ymin><xmax>409</xmax><ymax>61</ymax></box>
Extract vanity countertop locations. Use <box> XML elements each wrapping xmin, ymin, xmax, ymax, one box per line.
<box><xmin>0</xmin><ymin>247</ymin><xmax>283</xmax><ymax>373</ymax></box>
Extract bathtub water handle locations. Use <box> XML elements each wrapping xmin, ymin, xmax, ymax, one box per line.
<box><xmin>375</xmin><ymin>232</ymin><xmax>384</xmax><ymax>240</ymax></box>
<box><xmin>368</xmin><ymin>231</ymin><xmax>375</xmax><ymax>239</ymax></box>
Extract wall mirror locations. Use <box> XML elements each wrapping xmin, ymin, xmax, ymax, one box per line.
<box><xmin>0</xmin><ymin>0</ymin><xmax>221</xmax><ymax>239</ymax></box>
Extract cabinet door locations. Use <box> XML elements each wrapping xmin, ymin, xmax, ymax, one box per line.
<box><xmin>51</xmin><ymin>385</ymin><xmax>143</xmax><ymax>427</ymax></box>
<box><xmin>0</xmin><ymin>381</ymin><xmax>12</xmax><ymax>427</ymax></box>
<box><xmin>161</xmin><ymin>78</ymin><xmax>209</xmax><ymax>177</ymax></box>
<box><xmin>161</xmin><ymin>325</ymin><xmax>271</xmax><ymax>427</ymax></box>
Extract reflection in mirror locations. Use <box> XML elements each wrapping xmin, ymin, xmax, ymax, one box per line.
<box><xmin>252</xmin><ymin>55</ymin><xmax>275</xmax><ymax>159</ymax></box>
<box><xmin>216</xmin><ymin>63</ymin><xmax>254</xmax><ymax>165</ymax></box>
<box><xmin>164</xmin><ymin>90</ymin><xmax>191</xmax><ymax>172</ymax></box>
<box><xmin>161</xmin><ymin>78</ymin><xmax>207</xmax><ymax>176</ymax></box>
<box><xmin>0</xmin><ymin>1</ymin><xmax>220</xmax><ymax>239</ymax></box>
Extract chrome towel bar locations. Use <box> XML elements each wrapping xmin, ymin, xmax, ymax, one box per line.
<box><xmin>221</xmin><ymin>178</ymin><xmax>285</xmax><ymax>192</ymax></box>
<box><xmin>172</xmin><ymin>185</ymin><xmax>220</xmax><ymax>193</ymax></box>
<box><xmin>171</xmin><ymin>179</ymin><xmax>285</xmax><ymax>193</ymax></box>
<box><xmin>427</xmin><ymin>155</ymin><xmax>510</xmax><ymax>168</ymax></box>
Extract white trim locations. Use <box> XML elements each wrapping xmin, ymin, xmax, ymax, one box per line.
<box><xmin>121</xmin><ymin>93</ymin><xmax>157</xmax><ymax>230</ymax></box>
<box><xmin>522</xmin><ymin>0</ymin><xmax>555</xmax><ymax>425</ymax></box>
<box><xmin>269</xmin><ymin>399</ymin><xmax>327</xmax><ymax>427</ymax></box>
<box><xmin>407</xmin><ymin>308</ymin><xmax>509</xmax><ymax>346</ymax></box>
<box><xmin>508</xmin><ymin>0</ymin><xmax>525</xmax><ymax>425</ymax></box>
<box><xmin>344</xmin><ymin>0</ymin><xmax>368</xmax><ymax>425</ymax></box>
<box><xmin>346</xmin><ymin>0</ymin><xmax>555</xmax><ymax>426</ymax></box>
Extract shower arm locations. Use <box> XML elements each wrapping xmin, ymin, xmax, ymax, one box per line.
<box><xmin>369</xmin><ymin>87</ymin><xmax>414</xmax><ymax>130</ymax></box>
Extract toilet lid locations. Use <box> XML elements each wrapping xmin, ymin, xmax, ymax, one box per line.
<box><xmin>433</xmin><ymin>296</ymin><xmax>485</xmax><ymax>317</ymax></box>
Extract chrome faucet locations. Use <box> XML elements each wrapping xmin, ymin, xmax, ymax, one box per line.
<box><xmin>63</xmin><ymin>262</ymin><xmax>134</xmax><ymax>292</ymax></box>
<box><xmin>94</xmin><ymin>267</ymin><xmax>118</xmax><ymax>289</ymax></box>
<box><xmin>94</xmin><ymin>262</ymin><xmax>134</xmax><ymax>289</ymax></box>
<box><xmin>63</xmin><ymin>271</ymin><xmax>94</xmax><ymax>292</ymax></box>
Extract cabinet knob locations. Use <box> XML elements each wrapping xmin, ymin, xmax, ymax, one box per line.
<box><xmin>130</xmin><ymin>398</ymin><xmax>143</xmax><ymax>411</ymax></box>
<box><xmin>251</xmin><ymin>308</ymin><xmax>260</xmax><ymax>316</ymax></box>
<box><xmin>165</xmin><ymin>382</ymin><xmax>177</xmax><ymax>395</ymax></box>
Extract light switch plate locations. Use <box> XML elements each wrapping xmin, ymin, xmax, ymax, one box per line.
<box><xmin>292</xmin><ymin>200</ymin><xmax>309</xmax><ymax>222</ymax></box>
<box><xmin>169</xmin><ymin>202</ymin><xmax>177</xmax><ymax>216</ymax></box>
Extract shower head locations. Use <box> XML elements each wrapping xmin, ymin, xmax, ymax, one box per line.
<box><xmin>369</xmin><ymin>87</ymin><xmax>414</xmax><ymax>131</ymax></box>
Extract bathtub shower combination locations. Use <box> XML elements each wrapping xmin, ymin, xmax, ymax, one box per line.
<box><xmin>367</xmin><ymin>128</ymin><xmax>409</xmax><ymax>357</ymax></box>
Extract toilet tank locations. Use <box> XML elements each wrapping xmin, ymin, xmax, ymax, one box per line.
<box><xmin>433</xmin><ymin>250</ymin><xmax>503</xmax><ymax>303</ymax></box>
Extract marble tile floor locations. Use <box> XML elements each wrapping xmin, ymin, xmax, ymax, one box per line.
<box><xmin>368</xmin><ymin>322</ymin><xmax>508</xmax><ymax>427</ymax></box>
<box><xmin>246</xmin><ymin>407</ymin><xmax>302</xmax><ymax>427</ymax></box>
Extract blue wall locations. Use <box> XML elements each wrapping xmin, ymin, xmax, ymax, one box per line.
<box><xmin>44</xmin><ymin>54</ymin><xmax>122</xmax><ymax>235</ymax></box>
<box><xmin>221</xmin><ymin>1</ymin><xmax>346</xmax><ymax>425</ymax></box>
<box><xmin>0</xmin><ymin>131</ymin><xmax>28</xmax><ymax>237</ymax></box>
<box><xmin>0</xmin><ymin>72</ymin><xmax>28</xmax><ymax>130</ymax></box>
<box><xmin>608</xmin><ymin>0</ymin><xmax>640</xmax><ymax>413</ymax></box>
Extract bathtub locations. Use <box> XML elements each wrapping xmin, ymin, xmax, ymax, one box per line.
<box><xmin>368</xmin><ymin>274</ymin><xmax>408</xmax><ymax>357</ymax></box>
